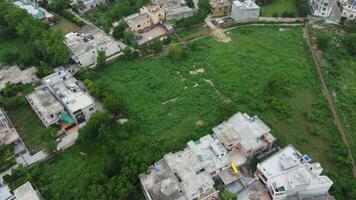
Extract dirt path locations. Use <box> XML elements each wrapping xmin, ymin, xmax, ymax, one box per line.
<box><xmin>304</xmin><ymin>22</ymin><xmax>356</xmax><ymax>177</ymax></box>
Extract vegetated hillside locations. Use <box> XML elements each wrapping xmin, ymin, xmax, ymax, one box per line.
<box><xmin>31</xmin><ymin>25</ymin><xmax>355</xmax><ymax>200</ymax></box>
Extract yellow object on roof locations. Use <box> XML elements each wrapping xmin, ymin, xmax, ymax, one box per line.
<box><xmin>231</xmin><ymin>162</ymin><xmax>238</xmax><ymax>174</ymax></box>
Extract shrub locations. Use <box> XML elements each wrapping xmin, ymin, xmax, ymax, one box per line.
<box><xmin>272</xmin><ymin>12</ymin><xmax>279</xmax><ymax>18</ymax></box>
<box><xmin>316</xmin><ymin>32</ymin><xmax>329</xmax><ymax>50</ymax></box>
<box><xmin>168</xmin><ymin>43</ymin><xmax>184</xmax><ymax>60</ymax></box>
<box><xmin>147</xmin><ymin>39</ymin><xmax>163</xmax><ymax>53</ymax></box>
<box><xmin>97</xmin><ymin>51</ymin><xmax>106</xmax><ymax>67</ymax></box>
<box><xmin>295</xmin><ymin>0</ymin><xmax>309</xmax><ymax>17</ymax></box>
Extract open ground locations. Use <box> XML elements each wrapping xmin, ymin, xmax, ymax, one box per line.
<box><xmin>30</xmin><ymin>25</ymin><xmax>354</xmax><ymax>199</ymax></box>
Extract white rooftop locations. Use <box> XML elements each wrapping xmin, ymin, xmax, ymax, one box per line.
<box><xmin>213</xmin><ymin>112</ymin><xmax>271</xmax><ymax>151</ymax></box>
<box><xmin>233</xmin><ymin>0</ymin><xmax>260</xmax><ymax>9</ymax></box>
<box><xmin>43</xmin><ymin>68</ymin><xmax>95</xmax><ymax>113</ymax></box>
<box><xmin>187</xmin><ymin>134</ymin><xmax>229</xmax><ymax>174</ymax></box>
<box><xmin>0</xmin><ymin>65</ymin><xmax>37</xmax><ymax>91</ymax></box>
<box><xmin>164</xmin><ymin>148</ymin><xmax>215</xmax><ymax>200</ymax></box>
<box><xmin>13</xmin><ymin>182</ymin><xmax>41</xmax><ymax>200</ymax></box>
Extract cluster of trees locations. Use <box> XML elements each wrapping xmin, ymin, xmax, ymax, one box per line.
<box><xmin>61</xmin><ymin>10</ymin><xmax>86</xmax><ymax>27</ymax></box>
<box><xmin>0</xmin><ymin>1</ymin><xmax>69</xmax><ymax>67</ymax></box>
<box><xmin>295</xmin><ymin>0</ymin><xmax>309</xmax><ymax>17</ymax></box>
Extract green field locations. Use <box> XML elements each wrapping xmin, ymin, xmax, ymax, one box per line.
<box><xmin>31</xmin><ymin>25</ymin><xmax>354</xmax><ymax>199</ymax></box>
<box><xmin>260</xmin><ymin>0</ymin><xmax>297</xmax><ymax>16</ymax></box>
<box><xmin>50</xmin><ymin>16</ymin><xmax>80</xmax><ymax>34</ymax></box>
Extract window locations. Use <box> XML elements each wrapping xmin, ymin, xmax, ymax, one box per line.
<box><xmin>89</xmin><ymin>107</ymin><xmax>94</xmax><ymax>111</ymax></box>
<box><xmin>138</xmin><ymin>25</ymin><xmax>141</xmax><ymax>28</ymax></box>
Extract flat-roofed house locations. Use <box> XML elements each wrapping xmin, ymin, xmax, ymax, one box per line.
<box><xmin>140</xmin><ymin>3</ymin><xmax>166</xmax><ymax>25</ymax></box>
<box><xmin>13</xmin><ymin>0</ymin><xmax>54</xmax><ymax>22</ymax></box>
<box><xmin>341</xmin><ymin>0</ymin><xmax>356</xmax><ymax>20</ymax></box>
<box><xmin>154</xmin><ymin>0</ymin><xmax>194</xmax><ymax>20</ymax></box>
<box><xmin>213</xmin><ymin>112</ymin><xmax>276</xmax><ymax>159</ymax></box>
<box><xmin>125</xmin><ymin>13</ymin><xmax>152</xmax><ymax>33</ymax></box>
<box><xmin>0</xmin><ymin>108</ymin><xmax>20</xmax><ymax>145</ymax></box>
<box><xmin>140</xmin><ymin>148</ymin><xmax>218</xmax><ymax>200</ymax></box>
<box><xmin>26</xmin><ymin>85</ymin><xmax>66</xmax><ymax>127</ymax></box>
<box><xmin>256</xmin><ymin>145</ymin><xmax>334</xmax><ymax>200</ymax></box>
<box><xmin>231</xmin><ymin>0</ymin><xmax>260</xmax><ymax>23</ymax></box>
<box><xmin>0</xmin><ymin>65</ymin><xmax>37</xmax><ymax>91</ymax></box>
<box><xmin>43</xmin><ymin>68</ymin><xmax>96</xmax><ymax>125</ymax></box>
<box><xmin>13</xmin><ymin>182</ymin><xmax>43</xmax><ymax>200</ymax></box>
<box><xmin>309</xmin><ymin>0</ymin><xmax>333</xmax><ymax>17</ymax></box>
<box><xmin>65</xmin><ymin>25</ymin><xmax>122</xmax><ymax>68</ymax></box>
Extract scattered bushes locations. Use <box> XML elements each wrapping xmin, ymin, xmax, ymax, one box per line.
<box><xmin>61</xmin><ymin>10</ymin><xmax>86</xmax><ymax>27</ymax></box>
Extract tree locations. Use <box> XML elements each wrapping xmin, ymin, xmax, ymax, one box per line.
<box><xmin>47</xmin><ymin>0</ymin><xmax>71</xmax><ymax>12</ymax></box>
<box><xmin>103</xmin><ymin>95</ymin><xmax>125</xmax><ymax>116</ymax></box>
<box><xmin>122</xmin><ymin>47</ymin><xmax>136</xmax><ymax>60</ymax></box>
<box><xmin>272</xmin><ymin>12</ymin><xmax>279</xmax><ymax>18</ymax></box>
<box><xmin>198</xmin><ymin>0</ymin><xmax>211</xmax><ymax>16</ymax></box>
<box><xmin>39</xmin><ymin>31</ymin><xmax>70</xmax><ymax>66</ymax></box>
<box><xmin>220</xmin><ymin>188</ymin><xmax>236</xmax><ymax>200</ymax></box>
<box><xmin>186</xmin><ymin>0</ymin><xmax>195</xmax><ymax>8</ymax></box>
<box><xmin>168</xmin><ymin>43</ymin><xmax>184</xmax><ymax>60</ymax></box>
<box><xmin>123</xmin><ymin>31</ymin><xmax>136</xmax><ymax>46</ymax></box>
<box><xmin>343</xmin><ymin>33</ymin><xmax>356</xmax><ymax>56</ymax></box>
<box><xmin>147</xmin><ymin>39</ymin><xmax>163</xmax><ymax>53</ymax></box>
<box><xmin>112</xmin><ymin>20</ymin><xmax>127</xmax><ymax>39</ymax></box>
<box><xmin>316</xmin><ymin>32</ymin><xmax>329</xmax><ymax>50</ymax></box>
<box><xmin>78</xmin><ymin>112</ymin><xmax>111</xmax><ymax>144</ymax></box>
<box><xmin>97</xmin><ymin>50</ymin><xmax>107</xmax><ymax>67</ymax></box>
<box><xmin>1</xmin><ymin>50</ymin><xmax>20</xmax><ymax>65</ymax></box>
<box><xmin>344</xmin><ymin>20</ymin><xmax>356</xmax><ymax>33</ymax></box>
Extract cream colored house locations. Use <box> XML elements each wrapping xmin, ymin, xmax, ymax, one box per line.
<box><xmin>140</xmin><ymin>3</ymin><xmax>165</xmax><ymax>25</ymax></box>
<box><xmin>125</xmin><ymin>13</ymin><xmax>152</xmax><ymax>33</ymax></box>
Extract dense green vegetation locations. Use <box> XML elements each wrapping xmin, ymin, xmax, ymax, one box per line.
<box><xmin>0</xmin><ymin>84</ymin><xmax>57</xmax><ymax>153</ymax></box>
<box><xmin>0</xmin><ymin>0</ymin><xmax>69</xmax><ymax>68</ymax></box>
<box><xmin>29</xmin><ymin>25</ymin><xmax>355</xmax><ymax>199</ymax></box>
<box><xmin>260</xmin><ymin>0</ymin><xmax>297</xmax><ymax>16</ymax></box>
<box><xmin>310</xmin><ymin>21</ymin><xmax>356</xmax><ymax>168</ymax></box>
<box><xmin>82</xmin><ymin>0</ymin><xmax>149</xmax><ymax>29</ymax></box>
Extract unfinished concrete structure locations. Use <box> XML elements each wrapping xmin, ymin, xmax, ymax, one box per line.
<box><xmin>65</xmin><ymin>25</ymin><xmax>121</xmax><ymax>68</ymax></box>
<box><xmin>140</xmin><ymin>148</ymin><xmax>218</xmax><ymax>200</ymax></box>
<box><xmin>210</xmin><ymin>0</ymin><xmax>232</xmax><ymax>17</ymax></box>
<box><xmin>213</xmin><ymin>112</ymin><xmax>276</xmax><ymax>161</ymax></box>
<box><xmin>43</xmin><ymin>68</ymin><xmax>96</xmax><ymax>125</ymax></box>
<box><xmin>26</xmin><ymin>85</ymin><xmax>66</xmax><ymax>127</ymax></box>
<box><xmin>154</xmin><ymin>0</ymin><xmax>194</xmax><ymax>20</ymax></box>
<box><xmin>256</xmin><ymin>145</ymin><xmax>333</xmax><ymax>200</ymax></box>
<box><xmin>231</xmin><ymin>0</ymin><xmax>260</xmax><ymax>23</ymax></box>
<box><xmin>0</xmin><ymin>65</ymin><xmax>37</xmax><ymax>91</ymax></box>
<box><xmin>0</xmin><ymin>108</ymin><xmax>20</xmax><ymax>145</ymax></box>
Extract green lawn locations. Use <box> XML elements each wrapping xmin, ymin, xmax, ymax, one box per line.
<box><xmin>31</xmin><ymin>25</ymin><xmax>353</xmax><ymax>199</ymax></box>
<box><xmin>50</xmin><ymin>16</ymin><xmax>80</xmax><ymax>34</ymax></box>
<box><xmin>260</xmin><ymin>0</ymin><xmax>297</xmax><ymax>16</ymax></box>
<box><xmin>7</xmin><ymin>102</ymin><xmax>57</xmax><ymax>153</ymax></box>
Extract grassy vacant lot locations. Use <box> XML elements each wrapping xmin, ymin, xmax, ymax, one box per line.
<box><xmin>32</xmin><ymin>25</ymin><xmax>353</xmax><ymax>199</ymax></box>
<box><xmin>7</xmin><ymin>102</ymin><xmax>57</xmax><ymax>153</ymax></box>
<box><xmin>50</xmin><ymin>16</ymin><xmax>80</xmax><ymax>34</ymax></box>
<box><xmin>260</xmin><ymin>0</ymin><xmax>297</xmax><ymax>16</ymax></box>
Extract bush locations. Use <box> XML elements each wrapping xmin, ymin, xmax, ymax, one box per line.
<box><xmin>147</xmin><ymin>39</ymin><xmax>163</xmax><ymax>53</ymax></box>
<box><xmin>342</xmin><ymin>33</ymin><xmax>356</xmax><ymax>56</ymax></box>
<box><xmin>97</xmin><ymin>50</ymin><xmax>106</xmax><ymax>67</ymax></box>
<box><xmin>281</xmin><ymin>11</ymin><xmax>295</xmax><ymax>18</ymax></box>
<box><xmin>113</xmin><ymin>21</ymin><xmax>127</xmax><ymax>39</ymax></box>
<box><xmin>61</xmin><ymin>10</ymin><xmax>86</xmax><ymax>27</ymax></box>
<box><xmin>316</xmin><ymin>32</ymin><xmax>329</xmax><ymax>50</ymax></box>
<box><xmin>272</xmin><ymin>12</ymin><xmax>279</xmax><ymax>18</ymax></box>
<box><xmin>295</xmin><ymin>0</ymin><xmax>309</xmax><ymax>17</ymax></box>
<box><xmin>168</xmin><ymin>43</ymin><xmax>184</xmax><ymax>60</ymax></box>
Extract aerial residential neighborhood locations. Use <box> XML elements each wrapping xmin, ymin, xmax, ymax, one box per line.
<box><xmin>0</xmin><ymin>0</ymin><xmax>355</xmax><ymax>199</ymax></box>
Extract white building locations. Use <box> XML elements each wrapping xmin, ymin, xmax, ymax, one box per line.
<box><xmin>309</xmin><ymin>0</ymin><xmax>333</xmax><ymax>17</ymax></box>
<box><xmin>213</xmin><ymin>112</ymin><xmax>276</xmax><ymax>159</ymax></box>
<box><xmin>256</xmin><ymin>145</ymin><xmax>333</xmax><ymax>200</ymax></box>
<box><xmin>26</xmin><ymin>86</ymin><xmax>66</xmax><ymax>127</ymax></box>
<box><xmin>231</xmin><ymin>0</ymin><xmax>260</xmax><ymax>23</ymax></box>
<box><xmin>13</xmin><ymin>0</ymin><xmax>54</xmax><ymax>22</ymax></box>
<box><xmin>0</xmin><ymin>65</ymin><xmax>37</xmax><ymax>91</ymax></box>
<box><xmin>140</xmin><ymin>148</ymin><xmax>218</xmax><ymax>200</ymax></box>
<box><xmin>71</xmin><ymin>0</ymin><xmax>106</xmax><ymax>13</ymax></box>
<box><xmin>341</xmin><ymin>0</ymin><xmax>356</xmax><ymax>20</ymax></box>
<box><xmin>0</xmin><ymin>108</ymin><xmax>20</xmax><ymax>145</ymax></box>
<box><xmin>154</xmin><ymin>0</ymin><xmax>194</xmax><ymax>20</ymax></box>
<box><xmin>13</xmin><ymin>182</ymin><xmax>43</xmax><ymax>200</ymax></box>
<box><xmin>43</xmin><ymin>68</ymin><xmax>96</xmax><ymax>125</ymax></box>
<box><xmin>65</xmin><ymin>25</ymin><xmax>121</xmax><ymax>68</ymax></box>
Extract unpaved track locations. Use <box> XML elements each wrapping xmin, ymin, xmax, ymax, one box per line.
<box><xmin>304</xmin><ymin>22</ymin><xmax>356</xmax><ymax>177</ymax></box>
